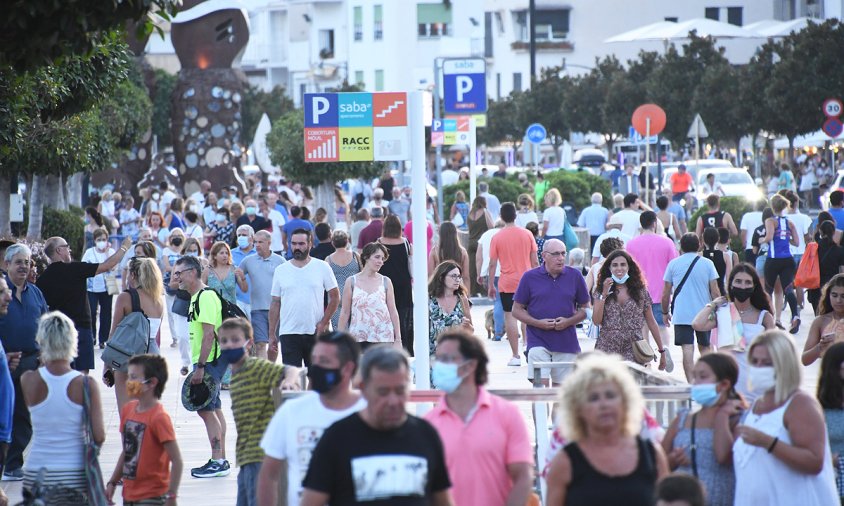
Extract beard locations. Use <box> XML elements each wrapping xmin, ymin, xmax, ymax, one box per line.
<box><xmin>292</xmin><ymin>249</ymin><xmax>307</xmax><ymax>260</ymax></box>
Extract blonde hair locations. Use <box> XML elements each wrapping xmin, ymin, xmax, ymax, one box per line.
<box><xmin>747</xmin><ymin>330</ymin><xmax>801</xmax><ymax>404</ymax></box>
<box><xmin>545</xmin><ymin>188</ymin><xmax>562</xmax><ymax>207</ymax></box>
<box><xmin>558</xmin><ymin>354</ymin><xmax>643</xmax><ymax>442</ymax></box>
<box><xmin>37</xmin><ymin>311</ymin><xmax>78</xmax><ymax>362</ymax></box>
<box><xmin>130</xmin><ymin>257</ymin><xmax>163</xmax><ymax>300</ymax></box>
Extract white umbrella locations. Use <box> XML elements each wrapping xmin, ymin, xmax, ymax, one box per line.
<box><xmin>603</xmin><ymin>21</ymin><xmax>679</xmax><ymax>43</ymax></box>
<box><xmin>604</xmin><ymin>17</ymin><xmax>761</xmax><ymax>44</ymax></box>
<box><xmin>752</xmin><ymin>17</ymin><xmax>817</xmax><ymax>38</ymax></box>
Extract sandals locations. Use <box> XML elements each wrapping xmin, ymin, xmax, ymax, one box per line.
<box><xmin>775</xmin><ymin>321</ymin><xmax>785</xmax><ymax>330</ymax></box>
<box><xmin>790</xmin><ymin>317</ymin><xmax>801</xmax><ymax>335</ymax></box>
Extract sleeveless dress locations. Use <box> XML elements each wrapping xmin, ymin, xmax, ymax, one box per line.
<box><xmin>730</xmin><ymin>309</ymin><xmax>767</xmax><ymax>401</ymax></box>
<box><xmin>673</xmin><ymin>409</ymin><xmax>736</xmax><ymax>506</ymax></box>
<box><xmin>347</xmin><ymin>275</ymin><xmax>394</xmax><ymax>344</ymax></box>
<box><xmin>563</xmin><ymin>437</ymin><xmax>657</xmax><ymax>506</ymax></box>
<box><xmin>594</xmin><ymin>290</ymin><xmax>653</xmax><ymax>363</ymax></box>
<box><xmin>329</xmin><ymin>254</ymin><xmax>361</xmax><ymax>329</ymax></box>
<box><xmin>207</xmin><ymin>267</ymin><xmax>237</xmax><ymax>304</ymax></box>
<box><xmin>428</xmin><ymin>296</ymin><xmax>464</xmax><ymax>355</ymax></box>
<box><xmin>379</xmin><ymin>241</ymin><xmax>412</xmax><ymax>310</ymax></box>
<box><xmin>467</xmin><ymin>212</ymin><xmax>489</xmax><ymax>295</ymax></box>
<box><xmin>733</xmin><ymin>396</ymin><xmax>838</xmax><ymax>505</ymax></box>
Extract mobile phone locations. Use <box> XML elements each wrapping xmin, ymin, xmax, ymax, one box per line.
<box><xmin>103</xmin><ymin>369</ymin><xmax>115</xmax><ymax>388</ymax></box>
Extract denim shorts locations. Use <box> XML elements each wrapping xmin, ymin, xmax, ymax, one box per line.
<box><xmin>250</xmin><ymin>310</ymin><xmax>270</xmax><ymax>343</ymax></box>
<box><xmin>194</xmin><ymin>358</ymin><xmax>226</xmax><ymax>411</ymax></box>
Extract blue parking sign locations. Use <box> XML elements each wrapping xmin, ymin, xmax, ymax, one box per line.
<box><xmin>305</xmin><ymin>93</ymin><xmax>338</xmax><ymax>127</ymax></box>
<box><xmin>443</xmin><ymin>58</ymin><xmax>487</xmax><ymax>115</ymax></box>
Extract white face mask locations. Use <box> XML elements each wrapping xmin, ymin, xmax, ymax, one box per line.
<box><xmin>95</xmin><ymin>240</ymin><xmax>108</xmax><ymax>251</ymax></box>
<box><xmin>747</xmin><ymin>366</ymin><xmax>776</xmax><ymax>396</ymax></box>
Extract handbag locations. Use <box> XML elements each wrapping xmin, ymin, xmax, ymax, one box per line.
<box><xmin>104</xmin><ymin>274</ymin><xmax>120</xmax><ymax>296</ymax></box>
<box><xmin>451</xmin><ymin>212</ymin><xmax>465</xmax><ymax>227</ymax></box>
<box><xmin>81</xmin><ymin>376</ymin><xmax>108</xmax><ymax>506</ymax></box>
<box><xmin>794</xmin><ymin>241</ymin><xmax>820</xmax><ymax>289</ymax></box>
<box><xmin>562</xmin><ymin>220</ymin><xmax>579</xmax><ymax>251</ymax></box>
<box><xmin>631</xmin><ymin>337</ymin><xmax>657</xmax><ymax>365</ymax></box>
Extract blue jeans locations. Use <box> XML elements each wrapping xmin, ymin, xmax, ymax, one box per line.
<box><xmin>494</xmin><ymin>277</ymin><xmax>504</xmax><ymax>338</ymax></box>
<box><xmin>236</xmin><ymin>462</ymin><xmax>261</xmax><ymax>506</ymax></box>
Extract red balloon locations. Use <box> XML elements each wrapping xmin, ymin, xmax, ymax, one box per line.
<box><xmin>632</xmin><ymin>104</ymin><xmax>667</xmax><ymax>136</ymax></box>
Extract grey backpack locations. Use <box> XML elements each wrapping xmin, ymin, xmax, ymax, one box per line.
<box><xmin>101</xmin><ymin>289</ymin><xmax>156</xmax><ymax>371</ymax></box>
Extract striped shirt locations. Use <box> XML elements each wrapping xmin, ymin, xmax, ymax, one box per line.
<box><xmin>230</xmin><ymin>357</ymin><xmax>287</xmax><ymax>466</ymax></box>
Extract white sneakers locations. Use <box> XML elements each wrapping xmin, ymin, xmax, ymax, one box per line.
<box><xmin>507</xmin><ymin>357</ymin><xmax>521</xmax><ymax>367</ymax></box>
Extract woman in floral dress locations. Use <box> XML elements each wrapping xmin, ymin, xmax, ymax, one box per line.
<box><xmin>427</xmin><ymin>260</ymin><xmax>473</xmax><ymax>355</ymax></box>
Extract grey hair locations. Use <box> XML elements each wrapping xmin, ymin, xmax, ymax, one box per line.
<box><xmin>478</xmin><ymin>182</ymin><xmax>489</xmax><ymax>192</ymax></box>
<box><xmin>174</xmin><ymin>254</ymin><xmax>202</xmax><ymax>273</ymax></box>
<box><xmin>254</xmin><ymin>230</ymin><xmax>272</xmax><ymax>242</ymax></box>
<box><xmin>568</xmin><ymin>248</ymin><xmax>585</xmax><ymax>267</ymax></box>
<box><xmin>591</xmin><ymin>192</ymin><xmax>603</xmax><ymax>204</ymax></box>
<box><xmin>5</xmin><ymin>243</ymin><xmax>31</xmax><ymax>263</ymax></box>
<box><xmin>360</xmin><ymin>346</ymin><xmax>409</xmax><ymax>383</ymax></box>
<box><xmin>37</xmin><ymin>311</ymin><xmax>78</xmax><ymax>362</ymax></box>
<box><xmin>236</xmin><ymin>224</ymin><xmax>255</xmax><ymax>237</ymax></box>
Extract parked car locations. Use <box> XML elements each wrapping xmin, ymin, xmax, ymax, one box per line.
<box><xmin>659</xmin><ymin>160</ymin><xmax>736</xmax><ymax>189</ymax></box>
<box><xmin>692</xmin><ymin>168</ymin><xmax>765</xmax><ymax>208</ymax></box>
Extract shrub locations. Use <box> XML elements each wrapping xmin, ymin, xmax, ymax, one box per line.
<box><xmin>689</xmin><ymin>197</ymin><xmax>753</xmax><ymax>255</ymax></box>
<box><xmin>443</xmin><ymin>177</ymin><xmax>524</xmax><ymax>212</ymax></box>
<box><xmin>545</xmin><ymin>171</ymin><xmax>613</xmax><ymax>213</ymax></box>
<box><xmin>21</xmin><ymin>206</ymin><xmax>85</xmax><ymax>260</ymax></box>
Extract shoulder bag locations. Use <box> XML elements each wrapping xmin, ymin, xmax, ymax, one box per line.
<box><xmin>81</xmin><ymin>376</ymin><xmax>108</xmax><ymax>506</ymax></box>
<box><xmin>670</xmin><ymin>256</ymin><xmax>700</xmax><ymax>315</ymax></box>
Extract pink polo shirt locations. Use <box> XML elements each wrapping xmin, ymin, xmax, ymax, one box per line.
<box><xmin>424</xmin><ymin>387</ymin><xmax>532</xmax><ymax>506</ymax></box>
<box><xmin>626</xmin><ymin>232</ymin><xmax>678</xmax><ymax>302</ymax></box>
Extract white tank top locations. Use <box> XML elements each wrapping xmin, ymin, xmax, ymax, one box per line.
<box><xmin>24</xmin><ymin>368</ymin><xmax>85</xmax><ymax>471</ymax></box>
<box><xmin>149</xmin><ymin>317</ymin><xmax>162</xmax><ymax>341</ymax></box>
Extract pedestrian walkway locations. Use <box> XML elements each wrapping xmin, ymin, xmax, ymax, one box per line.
<box><xmin>2</xmin><ymin>300</ymin><xmax>820</xmax><ymax>504</ymax></box>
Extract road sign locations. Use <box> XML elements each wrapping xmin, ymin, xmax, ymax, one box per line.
<box><xmin>824</xmin><ymin>98</ymin><xmax>843</xmax><ymax>118</ymax></box>
<box><xmin>443</xmin><ymin>58</ymin><xmax>487</xmax><ymax>115</ymax></box>
<box><xmin>823</xmin><ymin>117</ymin><xmax>843</xmax><ymax>138</ymax></box>
<box><xmin>632</xmin><ymin>104</ymin><xmax>666</xmax><ymax>136</ymax></box>
<box><xmin>627</xmin><ymin>126</ymin><xmax>658</xmax><ymax>145</ymax></box>
<box><xmin>526</xmin><ymin>123</ymin><xmax>547</xmax><ymax>144</ymax></box>
<box><xmin>687</xmin><ymin>114</ymin><xmax>709</xmax><ymax>138</ymax></box>
<box><xmin>304</xmin><ymin>92</ymin><xmax>409</xmax><ymax>162</ymax></box>
<box><xmin>431</xmin><ymin>117</ymin><xmax>471</xmax><ymax>146</ymax></box>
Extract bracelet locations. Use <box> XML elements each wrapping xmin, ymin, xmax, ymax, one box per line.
<box><xmin>767</xmin><ymin>437</ymin><xmax>779</xmax><ymax>453</ymax></box>
<box><xmin>658</xmin><ymin>348</ymin><xmax>666</xmax><ymax>354</ymax></box>
<box><xmin>107</xmin><ymin>481</ymin><xmax>119</xmax><ymax>487</ymax></box>
<box><xmin>196</xmin><ymin>363</ymin><xmax>206</xmax><ymax>369</ymax></box>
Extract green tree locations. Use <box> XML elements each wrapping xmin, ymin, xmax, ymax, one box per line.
<box><xmin>151</xmin><ymin>68</ymin><xmax>177</xmax><ymax>147</ymax></box>
<box><xmin>565</xmin><ymin>56</ymin><xmax>627</xmax><ymax>153</ymax></box>
<box><xmin>477</xmin><ymin>93</ymin><xmax>530</xmax><ymax>152</ymax></box>
<box><xmin>691</xmin><ymin>61</ymin><xmax>748</xmax><ymax>148</ymax></box>
<box><xmin>520</xmin><ymin>67</ymin><xmax>572</xmax><ymax>149</ymax></box>
<box><xmin>601</xmin><ymin>51</ymin><xmax>660</xmax><ymax>148</ymax></box>
<box><xmin>241</xmin><ymin>85</ymin><xmax>296</xmax><ymax>143</ymax></box>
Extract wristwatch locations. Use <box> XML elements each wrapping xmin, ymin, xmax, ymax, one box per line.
<box><xmin>196</xmin><ymin>363</ymin><xmax>206</xmax><ymax>369</ymax></box>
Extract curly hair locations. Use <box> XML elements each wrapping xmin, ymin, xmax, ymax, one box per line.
<box><xmin>596</xmin><ymin>250</ymin><xmax>647</xmax><ymax>303</ymax></box>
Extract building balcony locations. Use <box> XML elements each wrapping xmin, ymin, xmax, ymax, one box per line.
<box><xmin>241</xmin><ymin>42</ymin><xmax>288</xmax><ymax>68</ymax></box>
<box><xmin>510</xmin><ymin>40</ymin><xmax>574</xmax><ymax>52</ymax></box>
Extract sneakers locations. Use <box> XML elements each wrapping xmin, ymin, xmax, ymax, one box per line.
<box><xmin>663</xmin><ymin>349</ymin><xmax>675</xmax><ymax>373</ymax></box>
<box><xmin>2</xmin><ymin>468</ymin><xmax>23</xmax><ymax>481</ymax></box>
<box><xmin>507</xmin><ymin>357</ymin><xmax>521</xmax><ymax>367</ymax></box>
<box><xmin>191</xmin><ymin>459</ymin><xmax>231</xmax><ymax>478</ymax></box>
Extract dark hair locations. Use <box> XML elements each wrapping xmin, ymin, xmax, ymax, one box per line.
<box><xmin>301</xmin><ymin>207</ymin><xmax>311</xmax><ymax>220</ymax></box>
<box><xmin>291</xmin><ymin>228</ymin><xmax>312</xmax><ymax>242</ymax></box>
<box><xmin>437</xmin><ymin>222</ymin><xmax>463</xmax><ymax>266</ymax></box>
<box><xmin>820</xmin><ymin>274</ymin><xmax>844</xmax><ymax>315</ymax></box>
<box><xmin>656</xmin><ymin>195</ymin><xmax>669</xmax><ymax>211</ymax></box>
<box><xmin>216</xmin><ymin>207</ymin><xmax>231</xmax><ymax>220</ymax></box>
<box><xmin>219</xmin><ymin>316</ymin><xmax>254</xmax><ymax>342</ymax></box>
<box><xmin>820</xmin><ymin>220</ymin><xmax>836</xmax><ymax>244</ymax></box>
<box><xmin>698</xmin><ymin>352</ymin><xmax>744</xmax><ymax>403</ymax></box>
<box><xmin>702</xmin><ymin>227</ymin><xmax>719</xmax><ymax>248</ymax></box>
<box><xmin>831</xmin><ymin>190</ymin><xmax>844</xmax><ymax>207</ymax></box>
<box><xmin>639</xmin><ymin>210</ymin><xmax>657</xmax><ymax>230</ymax></box>
<box><xmin>315</xmin><ymin>222</ymin><xmax>331</xmax><ymax>241</ymax></box>
<box><xmin>174</xmin><ymin>254</ymin><xmax>202</xmax><ymax>273</ymax></box>
<box><xmin>317</xmin><ymin>331</ymin><xmax>361</xmax><ymax>374</ymax></box>
<box><xmin>436</xmin><ymin>330</ymin><xmax>489</xmax><ymax>386</ymax></box>
<box><xmin>158</xmin><ymin>181</ymin><xmax>168</xmax><ymax>191</ymax></box>
<box><xmin>85</xmin><ymin>206</ymin><xmax>104</xmax><ymax>227</ymax></box>
<box><xmin>817</xmin><ymin>342</ymin><xmax>844</xmax><ymax>410</ymax></box>
<box><xmin>623</xmin><ymin>193</ymin><xmax>638</xmax><ymax>208</ymax></box>
<box><xmin>656</xmin><ymin>474</ymin><xmax>705</xmax><ymax>506</ymax></box>
<box><xmin>428</xmin><ymin>260</ymin><xmax>465</xmax><ymax>298</ymax></box>
<box><xmin>360</xmin><ymin>345</ymin><xmax>408</xmax><ymax>383</ymax></box>
<box><xmin>717</xmin><ymin>227</ymin><xmax>730</xmax><ymax>245</ymax></box>
<box><xmin>525</xmin><ymin>222</ymin><xmax>539</xmax><ymax>237</ymax></box>
<box><xmin>134</xmin><ymin>241</ymin><xmax>157</xmax><ymax>259</ymax></box>
<box><xmin>128</xmin><ymin>354</ymin><xmax>169</xmax><ymax>399</ymax></box>
<box><xmin>599</xmin><ymin>237</ymin><xmax>625</xmax><ymax>258</ymax></box>
<box><xmin>706</xmin><ymin>194</ymin><xmax>720</xmax><ymax>209</ymax></box>
<box><xmin>382</xmin><ymin>215</ymin><xmax>402</xmax><ymax>238</ymax></box>
<box><xmin>470</xmin><ymin>196</ymin><xmax>487</xmax><ymax>213</ymax></box>
<box><xmin>361</xmin><ymin>242</ymin><xmax>389</xmax><ymax>267</ymax></box>
<box><xmin>596</xmin><ymin>250</ymin><xmax>646</xmax><ymax>303</ymax></box>
<box><xmin>770</xmin><ymin>194</ymin><xmax>789</xmax><ymax>214</ymax></box>
<box><xmin>679</xmin><ymin>233</ymin><xmax>700</xmax><ymax>253</ymax></box>
<box><xmin>818</xmin><ymin>211</ymin><xmax>834</xmax><ymax>227</ymax></box>
<box><xmin>784</xmin><ymin>190</ymin><xmax>799</xmax><ymax>207</ymax></box>
<box><xmin>761</xmin><ymin>207</ymin><xmax>774</xmax><ymax>221</ymax></box>
<box><xmin>727</xmin><ymin>263</ymin><xmax>772</xmax><ymax>313</ymax></box>
<box><xmin>290</xmin><ymin>205</ymin><xmax>302</xmax><ymax>218</ymax></box>
<box><xmin>500</xmin><ymin>202</ymin><xmax>517</xmax><ymax>223</ymax></box>
<box><xmin>331</xmin><ymin>230</ymin><xmax>349</xmax><ymax>249</ymax></box>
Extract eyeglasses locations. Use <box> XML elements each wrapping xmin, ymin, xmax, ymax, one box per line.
<box><xmin>544</xmin><ymin>251</ymin><xmax>566</xmax><ymax>257</ymax></box>
<box><xmin>56</xmin><ymin>244</ymin><xmax>70</xmax><ymax>250</ymax></box>
<box><xmin>447</xmin><ymin>274</ymin><xmax>463</xmax><ymax>281</ymax></box>
<box><xmin>172</xmin><ymin>268</ymin><xmax>195</xmax><ymax>278</ymax></box>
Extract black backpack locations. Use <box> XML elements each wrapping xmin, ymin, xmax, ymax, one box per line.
<box><xmin>188</xmin><ymin>287</ymin><xmax>248</xmax><ymax>324</ymax></box>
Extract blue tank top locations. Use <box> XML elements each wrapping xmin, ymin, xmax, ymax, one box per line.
<box><xmin>768</xmin><ymin>216</ymin><xmax>792</xmax><ymax>259</ymax></box>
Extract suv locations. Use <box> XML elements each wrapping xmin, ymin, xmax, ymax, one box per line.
<box><xmin>693</xmin><ymin>168</ymin><xmax>765</xmax><ymax>208</ymax></box>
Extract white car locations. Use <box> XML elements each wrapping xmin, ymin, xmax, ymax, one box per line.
<box><xmin>821</xmin><ymin>170</ymin><xmax>844</xmax><ymax>210</ymax></box>
<box><xmin>693</xmin><ymin>168</ymin><xmax>765</xmax><ymax>208</ymax></box>
<box><xmin>659</xmin><ymin>160</ymin><xmax>735</xmax><ymax>189</ymax></box>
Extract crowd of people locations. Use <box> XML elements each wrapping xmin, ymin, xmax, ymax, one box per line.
<box><xmin>1</xmin><ymin>165</ymin><xmax>844</xmax><ymax>506</ymax></box>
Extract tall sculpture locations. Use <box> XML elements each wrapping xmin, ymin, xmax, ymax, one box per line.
<box><xmin>170</xmin><ymin>0</ymin><xmax>250</xmax><ymax>196</ymax></box>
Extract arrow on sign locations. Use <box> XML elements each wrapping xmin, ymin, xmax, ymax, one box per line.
<box><xmin>687</xmin><ymin>114</ymin><xmax>709</xmax><ymax>138</ymax></box>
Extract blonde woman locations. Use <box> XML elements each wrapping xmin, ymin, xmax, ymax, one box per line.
<box><xmin>450</xmin><ymin>190</ymin><xmax>470</xmax><ymax>231</ymax></box>
<box><xmin>545</xmin><ymin>354</ymin><xmax>669</xmax><ymax>505</ymax></box>
<box><xmin>514</xmin><ymin>193</ymin><xmax>539</xmax><ymax>229</ymax></box>
<box><xmin>105</xmin><ymin>257</ymin><xmax>164</xmax><ymax>411</ymax></box>
<box><xmin>543</xmin><ymin>188</ymin><xmax>567</xmax><ymax>241</ymax></box>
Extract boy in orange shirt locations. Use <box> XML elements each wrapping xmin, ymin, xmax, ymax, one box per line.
<box><xmin>106</xmin><ymin>355</ymin><xmax>183</xmax><ymax>505</ymax></box>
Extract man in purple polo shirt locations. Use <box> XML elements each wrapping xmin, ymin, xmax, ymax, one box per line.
<box><xmin>513</xmin><ymin>239</ymin><xmax>589</xmax><ymax>386</ymax></box>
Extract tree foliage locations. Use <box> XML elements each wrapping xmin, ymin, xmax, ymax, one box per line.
<box><xmin>1</xmin><ymin>0</ymin><xmax>179</xmax><ymax>70</ymax></box>
<box><xmin>241</xmin><ymin>85</ymin><xmax>296</xmax><ymax>143</ymax></box>
<box><xmin>151</xmin><ymin>68</ymin><xmax>177</xmax><ymax>147</ymax></box>
<box><xmin>266</xmin><ymin>110</ymin><xmax>384</xmax><ymax>187</ymax></box>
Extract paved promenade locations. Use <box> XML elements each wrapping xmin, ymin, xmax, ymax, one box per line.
<box><xmin>2</xmin><ymin>299</ymin><xmax>818</xmax><ymax>504</ymax></box>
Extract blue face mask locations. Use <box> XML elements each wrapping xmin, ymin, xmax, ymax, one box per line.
<box><xmin>219</xmin><ymin>347</ymin><xmax>246</xmax><ymax>365</ymax></box>
<box><xmin>432</xmin><ymin>361</ymin><xmax>464</xmax><ymax>394</ymax></box>
<box><xmin>611</xmin><ymin>273</ymin><xmax>630</xmax><ymax>284</ymax></box>
<box><xmin>237</xmin><ymin>236</ymin><xmax>250</xmax><ymax>249</ymax></box>
<box><xmin>245</xmin><ymin>206</ymin><xmax>257</xmax><ymax>215</ymax></box>
<box><xmin>690</xmin><ymin>383</ymin><xmax>720</xmax><ymax>407</ymax></box>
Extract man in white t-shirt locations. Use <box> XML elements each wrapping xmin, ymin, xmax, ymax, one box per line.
<box><xmin>189</xmin><ymin>180</ymin><xmax>211</xmax><ymax>209</ymax></box>
<box><xmin>158</xmin><ymin>181</ymin><xmax>177</xmax><ymax>214</ymax></box>
<box><xmin>477</xmin><ymin>221</ymin><xmax>504</xmax><ymax>340</ymax></box>
<box><xmin>607</xmin><ymin>193</ymin><xmax>647</xmax><ymax>237</ymax></box>
<box><xmin>257</xmin><ymin>331</ymin><xmax>366</xmax><ymax>506</ymax></box>
<box><xmin>739</xmin><ymin>201</ymin><xmax>765</xmax><ymax>266</ymax></box>
<box><xmin>259</xmin><ymin>196</ymin><xmax>286</xmax><ymax>255</ymax></box>
<box><xmin>269</xmin><ymin>229</ymin><xmax>340</xmax><ymax>367</ymax></box>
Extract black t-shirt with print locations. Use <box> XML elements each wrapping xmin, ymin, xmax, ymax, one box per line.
<box><xmin>303</xmin><ymin>412</ymin><xmax>451</xmax><ymax>505</ymax></box>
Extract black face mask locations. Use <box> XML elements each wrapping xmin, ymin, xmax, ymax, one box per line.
<box><xmin>729</xmin><ymin>286</ymin><xmax>754</xmax><ymax>303</ymax></box>
<box><xmin>171</xmin><ymin>238</ymin><xmax>183</xmax><ymax>247</ymax></box>
<box><xmin>308</xmin><ymin>364</ymin><xmax>342</xmax><ymax>394</ymax></box>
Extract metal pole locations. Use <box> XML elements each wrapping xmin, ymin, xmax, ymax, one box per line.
<box><xmin>529</xmin><ymin>0</ymin><xmax>536</xmax><ymax>82</ymax></box>
<box><xmin>645</xmin><ymin>118</ymin><xmax>651</xmax><ymax>206</ymax></box>
<box><xmin>409</xmin><ymin>91</ymin><xmax>430</xmax><ymax>390</ymax></box>
<box><xmin>433</xmin><ymin>58</ymin><xmax>444</xmax><ymax>224</ymax></box>
<box><xmin>469</xmin><ymin>118</ymin><xmax>477</xmax><ymax>205</ymax></box>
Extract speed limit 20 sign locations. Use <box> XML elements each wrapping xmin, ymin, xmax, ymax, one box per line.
<box><xmin>824</xmin><ymin>98</ymin><xmax>842</xmax><ymax>117</ymax></box>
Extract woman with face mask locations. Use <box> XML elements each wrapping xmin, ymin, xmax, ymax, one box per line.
<box><xmin>803</xmin><ymin>274</ymin><xmax>844</xmax><ymax>366</ymax></box>
<box><xmin>732</xmin><ymin>330</ymin><xmax>838</xmax><ymax>505</ymax></box>
<box><xmin>82</xmin><ymin>228</ymin><xmax>118</xmax><ymax>349</ymax></box>
<box><xmin>592</xmin><ymin>250</ymin><xmax>667</xmax><ymax>370</ymax></box>
<box><xmin>692</xmin><ymin>263</ymin><xmax>775</xmax><ymax>401</ymax></box>
<box><xmin>662</xmin><ymin>353</ymin><xmax>746</xmax><ymax>506</ymax></box>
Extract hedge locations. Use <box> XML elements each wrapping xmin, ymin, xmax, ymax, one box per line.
<box><xmin>21</xmin><ymin>206</ymin><xmax>85</xmax><ymax>260</ymax></box>
<box><xmin>443</xmin><ymin>177</ymin><xmax>524</xmax><ymax>213</ymax></box>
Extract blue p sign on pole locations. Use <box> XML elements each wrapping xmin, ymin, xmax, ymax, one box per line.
<box><xmin>443</xmin><ymin>58</ymin><xmax>487</xmax><ymax>115</ymax></box>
